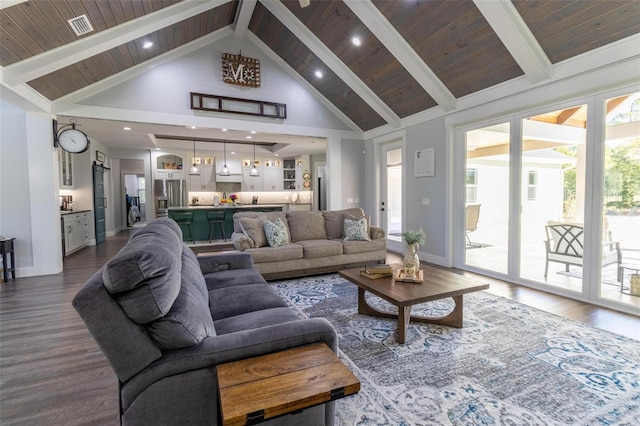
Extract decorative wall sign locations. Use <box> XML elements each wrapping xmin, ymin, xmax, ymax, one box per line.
<box><xmin>222</xmin><ymin>53</ymin><xmax>260</xmax><ymax>88</ymax></box>
<box><xmin>414</xmin><ymin>148</ymin><xmax>435</xmax><ymax>177</ymax></box>
<box><xmin>96</xmin><ymin>150</ymin><xmax>105</xmax><ymax>163</ymax></box>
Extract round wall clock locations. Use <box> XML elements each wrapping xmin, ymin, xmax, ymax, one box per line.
<box><xmin>58</xmin><ymin>126</ymin><xmax>90</xmax><ymax>154</ymax></box>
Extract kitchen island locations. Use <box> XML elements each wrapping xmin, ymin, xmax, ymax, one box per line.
<box><xmin>167</xmin><ymin>204</ymin><xmax>284</xmax><ymax>243</ymax></box>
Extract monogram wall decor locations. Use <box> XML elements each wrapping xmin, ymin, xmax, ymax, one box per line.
<box><xmin>222</xmin><ymin>53</ymin><xmax>260</xmax><ymax>88</ymax></box>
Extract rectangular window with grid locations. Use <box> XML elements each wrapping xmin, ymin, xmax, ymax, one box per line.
<box><xmin>527</xmin><ymin>170</ymin><xmax>537</xmax><ymax>201</ymax></box>
<box><xmin>466</xmin><ymin>168</ymin><xmax>478</xmax><ymax>202</ymax></box>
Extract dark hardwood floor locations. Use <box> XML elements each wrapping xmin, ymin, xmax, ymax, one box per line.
<box><xmin>1</xmin><ymin>231</ymin><xmax>638</xmax><ymax>425</ymax></box>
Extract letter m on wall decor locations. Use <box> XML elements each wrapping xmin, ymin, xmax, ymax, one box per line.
<box><xmin>222</xmin><ymin>53</ymin><xmax>261</xmax><ymax>88</ymax></box>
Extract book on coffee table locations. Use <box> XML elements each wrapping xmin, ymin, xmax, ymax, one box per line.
<box><xmin>364</xmin><ymin>264</ymin><xmax>393</xmax><ymax>274</ymax></box>
<box><xmin>360</xmin><ymin>270</ymin><xmax>393</xmax><ymax>280</ymax></box>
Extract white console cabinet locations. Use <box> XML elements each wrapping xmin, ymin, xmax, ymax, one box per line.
<box><xmin>62</xmin><ymin>211</ymin><xmax>90</xmax><ymax>256</ymax></box>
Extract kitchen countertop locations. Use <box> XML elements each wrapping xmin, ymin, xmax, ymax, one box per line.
<box><xmin>60</xmin><ymin>210</ymin><xmax>91</xmax><ymax>215</ymax></box>
<box><xmin>168</xmin><ymin>204</ymin><xmax>285</xmax><ymax>210</ymax></box>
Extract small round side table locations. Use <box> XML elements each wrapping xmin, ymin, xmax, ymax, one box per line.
<box><xmin>0</xmin><ymin>237</ymin><xmax>16</xmax><ymax>282</ymax></box>
<box><xmin>618</xmin><ymin>263</ymin><xmax>640</xmax><ymax>296</ymax></box>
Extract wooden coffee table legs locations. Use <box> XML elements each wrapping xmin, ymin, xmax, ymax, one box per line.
<box><xmin>357</xmin><ymin>288</ymin><xmax>464</xmax><ymax>344</ymax></box>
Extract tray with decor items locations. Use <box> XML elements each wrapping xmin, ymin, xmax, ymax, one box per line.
<box><xmin>394</xmin><ymin>269</ymin><xmax>424</xmax><ymax>283</ymax></box>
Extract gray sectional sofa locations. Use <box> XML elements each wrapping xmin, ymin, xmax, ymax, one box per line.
<box><xmin>231</xmin><ymin>208</ymin><xmax>387</xmax><ymax>280</ymax></box>
<box><xmin>72</xmin><ymin>218</ymin><xmax>338</xmax><ymax>425</ymax></box>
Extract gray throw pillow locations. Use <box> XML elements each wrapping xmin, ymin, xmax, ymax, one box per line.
<box><xmin>264</xmin><ymin>218</ymin><xmax>289</xmax><ymax>247</ymax></box>
<box><xmin>239</xmin><ymin>217</ymin><xmax>268</xmax><ymax>247</ymax></box>
<box><xmin>343</xmin><ymin>217</ymin><xmax>371</xmax><ymax>241</ymax></box>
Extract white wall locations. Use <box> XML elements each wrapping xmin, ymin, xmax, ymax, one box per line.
<box><xmin>79</xmin><ymin>36</ymin><xmax>352</xmax><ymax>132</ymax></box>
<box><xmin>1</xmin><ymin>101</ymin><xmax>63</xmax><ymax>276</ymax></box>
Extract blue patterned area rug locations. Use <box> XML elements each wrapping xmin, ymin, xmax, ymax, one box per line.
<box><xmin>272</xmin><ymin>274</ymin><xmax>640</xmax><ymax>425</ymax></box>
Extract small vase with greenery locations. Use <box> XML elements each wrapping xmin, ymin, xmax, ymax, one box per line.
<box><xmin>402</xmin><ymin>229</ymin><xmax>425</xmax><ymax>278</ymax></box>
<box><xmin>402</xmin><ymin>229</ymin><xmax>426</xmax><ymax>246</ymax></box>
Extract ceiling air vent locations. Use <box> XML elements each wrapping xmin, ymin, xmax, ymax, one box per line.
<box><xmin>67</xmin><ymin>15</ymin><xmax>94</xmax><ymax>36</ymax></box>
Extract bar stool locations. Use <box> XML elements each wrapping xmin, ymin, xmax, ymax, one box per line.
<box><xmin>169</xmin><ymin>211</ymin><xmax>195</xmax><ymax>244</ymax></box>
<box><xmin>206</xmin><ymin>210</ymin><xmax>227</xmax><ymax>243</ymax></box>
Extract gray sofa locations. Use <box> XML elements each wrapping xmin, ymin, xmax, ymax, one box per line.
<box><xmin>231</xmin><ymin>208</ymin><xmax>387</xmax><ymax>280</ymax></box>
<box><xmin>72</xmin><ymin>218</ymin><xmax>338</xmax><ymax>425</ymax></box>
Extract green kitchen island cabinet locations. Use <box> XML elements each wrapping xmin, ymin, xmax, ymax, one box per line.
<box><xmin>167</xmin><ymin>205</ymin><xmax>284</xmax><ymax>243</ymax></box>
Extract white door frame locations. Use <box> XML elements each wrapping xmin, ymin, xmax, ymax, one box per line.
<box><xmin>374</xmin><ymin>130</ymin><xmax>406</xmax><ymax>254</ymax></box>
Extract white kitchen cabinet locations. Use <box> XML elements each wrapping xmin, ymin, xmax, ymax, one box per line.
<box><xmin>154</xmin><ymin>154</ymin><xmax>186</xmax><ymax>180</ymax></box>
<box><xmin>287</xmin><ymin>155</ymin><xmax>310</xmax><ymax>191</ymax></box>
<box><xmin>188</xmin><ymin>165</ymin><xmax>216</xmax><ymax>191</ymax></box>
<box><xmin>241</xmin><ymin>166</ymin><xmax>263</xmax><ymax>191</ymax></box>
<box><xmin>59</xmin><ymin>150</ymin><xmax>74</xmax><ymax>189</ymax></box>
<box><xmin>262</xmin><ymin>161</ymin><xmax>284</xmax><ymax>191</ymax></box>
<box><xmin>63</xmin><ymin>211</ymin><xmax>90</xmax><ymax>256</ymax></box>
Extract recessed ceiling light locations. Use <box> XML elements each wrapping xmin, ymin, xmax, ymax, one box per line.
<box><xmin>143</xmin><ymin>41</ymin><xmax>153</xmax><ymax>49</ymax></box>
<box><xmin>222</xmin><ymin>128</ymin><xmax>228</xmax><ymax>132</ymax></box>
<box><xmin>315</xmin><ymin>70</ymin><xmax>323</xmax><ymax>78</ymax></box>
<box><xmin>231</xmin><ymin>151</ymin><xmax>236</xmax><ymax>155</ymax></box>
<box><xmin>274</xmin><ymin>154</ymin><xmax>279</xmax><ymax>157</ymax></box>
<box><xmin>352</xmin><ymin>37</ymin><xmax>361</xmax><ymax>46</ymax></box>
<box><xmin>250</xmin><ymin>130</ymin><xmax>256</xmax><ymax>134</ymax></box>
<box><xmin>123</xmin><ymin>126</ymin><xmax>131</xmax><ymax>131</ymax></box>
<box><xmin>155</xmin><ymin>148</ymin><xmax>161</xmax><ymax>151</ymax></box>
<box><xmin>190</xmin><ymin>126</ymin><xmax>196</xmax><ymax>129</ymax></box>
<box><xmin>245</xmin><ymin>136</ymin><xmax>252</xmax><ymax>139</ymax></box>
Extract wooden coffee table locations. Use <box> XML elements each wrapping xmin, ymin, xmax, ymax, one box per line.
<box><xmin>339</xmin><ymin>266</ymin><xmax>489</xmax><ymax>344</ymax></box>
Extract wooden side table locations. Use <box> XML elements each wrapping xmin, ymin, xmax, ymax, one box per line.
<box><xmin>217</xmin><ymin>343</ymin><xmax>360</xmax><ymax>426</ymax></box>
<box><xmin>0</xmin><ymin>238</ymin><xmax>16</xmax><ymax>282</ymax></box>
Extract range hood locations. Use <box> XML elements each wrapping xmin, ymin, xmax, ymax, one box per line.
<box><xmin>216</xmin><ymin>158</ymin><xmax>242</xmax><ymax>182</ymax></box>
<box><xmin>216</xmin><ymin>173</ymin><xmax>242</xmax><ymax>183</ymax></box>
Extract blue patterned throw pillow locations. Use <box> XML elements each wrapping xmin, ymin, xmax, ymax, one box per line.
<box><xmin>343</xmin><ymin>217</ymin><xmax>371</xmax><ymax>241</ymax></box>
<box><xmin>264</xmin><ymin>217</ymin><xmax>289</xmax><ymax>247</ymax></box>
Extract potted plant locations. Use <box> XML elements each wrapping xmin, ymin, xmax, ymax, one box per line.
<box><xmin>402</xmin><ymin>229</ymin><xmax>425</xmax><ymax>278</ymax></box>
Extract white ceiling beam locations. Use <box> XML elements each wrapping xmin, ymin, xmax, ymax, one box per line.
<box><xmin>247</xmin><ymin>32</ymin><xmax>363</xmax><ymax>134</ymax></box>
<box><xmin>2</xmin><ymin>0</ymin><xmax>229</xmax><ymax>86</ymax></box>
<box><xmin>0</xmin><ymin>0</ymin><xmax>27</xmax><ymax>10</ymax></box>
<box><xmin>474</xmin><ymin>0</ymin><xmax>552</xmax><ymax>83</ymax></box>
<box><xmin>52</xmin><ymin>28</ymin><xmax>234</xmax><ymax>112</ymax></box>
<box><xmin>344</xmin><ymin>0</ymin><xmax>456</xmax><ymax>112</ymax></box>
<box><xmin>234</xmin><ymin>0</ymin><xmax>257</xmax><ymax>38</ymax></box>
<box><xmin>259</xmin><ymin>0</ymin><xmax>401</xmax><ymax>128</ymax></box>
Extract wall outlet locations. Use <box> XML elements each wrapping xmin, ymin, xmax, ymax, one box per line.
<box><xmin>422</xmin><ymin>198</ymin><xmax>430</xmax><ymax>205</ymax></box>
<box><xmin>347</xmin><ymin>197</ymin><xmax>354</xmax><ymax>203</ymax></box>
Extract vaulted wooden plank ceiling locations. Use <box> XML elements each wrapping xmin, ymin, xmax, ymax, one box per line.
<box><xmin>1</xmin><ymin>0</ymin><xmax>639</xmax><ymax>133</ymax></box>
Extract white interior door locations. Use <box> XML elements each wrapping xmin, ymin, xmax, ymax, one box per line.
<box><xmin>381</xmin><ymin>142</ymin><xmax>403</xmax><ymax>252</ymax></box>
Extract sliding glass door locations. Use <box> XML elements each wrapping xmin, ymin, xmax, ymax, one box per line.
<box><xmin>457</xmin><ymin>88</ymin><xmax>639</xmax><ymax>314</ymax></box>
<box><xmin>464</xmin><ymin>122</ymin><xmax>510</xmax><ymax>275</ymax></box>
<box><xmin>519</xmin><ymin>103</ymin><xmax>587</xmax><ymax>294</ymax></box>
<box><xmin>599</xmin><ymin>92</ymin><xmax>640</xmax><ymax>308</ymax></box>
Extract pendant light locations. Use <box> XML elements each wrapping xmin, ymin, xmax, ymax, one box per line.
<box><xmin>220</xmin><ymin>140</ymin><xmax>230</xmax><ymax>176</ymax></box>
<box><xmin>249</xmin><ymin>142</ymin><xmax>259</xmax><ymax>177</ymax></box>
<box><xmin>189</xmin><ymin>137</ymin><xmax>200</xmax><ymax>175</ymax></box>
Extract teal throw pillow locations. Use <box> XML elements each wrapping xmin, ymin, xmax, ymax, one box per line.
<box><xmin>343</xmin><ymin>217</ymin><xmax>371</xmax><ymax>241</ymax></box>
<box><xmin>264</xmin><ymin>218</ymin><xmax>289</xmax><ymax>247</ymax></box>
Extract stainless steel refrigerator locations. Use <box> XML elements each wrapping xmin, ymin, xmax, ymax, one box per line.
<box><xmin>154</xmin><ymin>179</ymin><xmax>187</xmax><ymax>218</ymax></box>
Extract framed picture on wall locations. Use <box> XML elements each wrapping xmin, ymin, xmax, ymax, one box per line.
<box><xmin>414</xmin><ymin>148</ymin><xmax>435</xmax><ymax>177</ymax></box>
<box><xmin>96</xmin><ymin>150</ymin><xmax>106</xmax><ymax>163</ymax></box>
